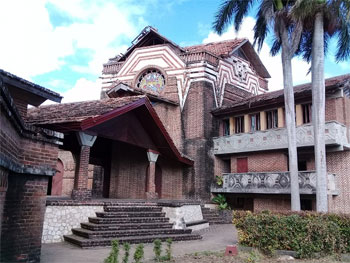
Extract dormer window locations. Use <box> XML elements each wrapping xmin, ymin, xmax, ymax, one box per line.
<box><xmin>137</xmin><ymin>69</ymin><xmax>165</xmax><ymax>94</ymax></box>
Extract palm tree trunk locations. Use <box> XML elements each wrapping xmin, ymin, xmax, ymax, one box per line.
<box><xmin>281</xmin><ymin>28</ymin><xmax>301</xmax><ymax>211</ymax></box>
<box><xmin>312</xmin><ymin>11</ymin><xmax>328</xmax><ymax>212</ymax></box>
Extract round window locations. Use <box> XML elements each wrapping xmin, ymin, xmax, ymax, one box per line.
<box><xmin>137</xmin><ymin>69</ymin><xmax>165</xmax><ymax>94</ymax></box>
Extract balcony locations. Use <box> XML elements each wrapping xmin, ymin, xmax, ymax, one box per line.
<box><xmin>213</xmin><ymin>121</ymin><xmax>349</xmax><ymax>155</ymax></box>
<box><xmin>211</xmin><ymin>171</ymin><xmax>338</xmax><ymax>195</ymax></box>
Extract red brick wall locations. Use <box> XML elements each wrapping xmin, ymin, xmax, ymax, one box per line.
<box><xmin>58</xmin><ymin>150</ymin><xmax>94</xmax><ymax>196</ymax></box>
<box><xmin>230</xmin><ymin>152</ymin><xmax>288</xmax><ymax>173</ymax></box>
<box><xmin>254</xmin><ymin>197</ymin><xmax>291</xmax><ymax>212</ymax></box>
<box><xmin>157</xmin><ymin>157</ymin><xmax>183</xmax><ymax>199</ymax></box>
<box><xmin>325</xmin><ymin>97</ymin><xmax>346</xmax><ymax>124</ymax></box>
<box><xmin>109</xmin><ymin>142</ymin><xmax>148</xmax><ymax>199</ymax></box>
<box><xmin>21</xmin><ymin>139</ymin><xmax>58</xmax><ymax>169</ymax></box>
<box><xmin>326</xmin><ymin>151</ymin><xmax>350</xmax><ymax>214</ymax></box>
<box><xmin>1</xmin><ymin>106</ymin><xmax>58</xmax><ymax>171</ymax></box>
<box><xmin>162</xmin><ymin>76</ymin><xmax>180</xmax><ymax>103</ymax></box>
<box><xmin>12</xmin><ymin>96</ymin><xmax>28</xmax><ymax>118</ymax></box>
<box><xmin>1</xmin><ymin>174</ymin><xmax>48</xmax><ymax>262</ymax></box>
<box><xmin>0</xmin><ymin>113</ymin><xmax>21</xmax><ymax>164</ymax></box>
<box><xmin>108</xmin><ymin>142</ymin><xmax>184</xmax><ymax>200</ymax></box>
<box><xmin>182</xmin><ymin>81</ymin><xmax>218</xmax><ymax>200</ymax></box>
<box><xmin>153</xmin><ymin>103</ymin><xmax>183</xmax><ymax>150</ymax></box>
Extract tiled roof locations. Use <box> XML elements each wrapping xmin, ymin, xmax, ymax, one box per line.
<box><xmin>0</xmin><ymin>69</ymin><xmax>62</xmax><ymax>102</ymax></box>
<box><xmin>184</xmin><ymin>39</ymin><xmax>246</xmax><ymax>57</ymax></box>
<box><xmin>213</xmin><ymin>74</ymin><xmax>350</xmax><ymax>115</ymax></box>
<box><xmin>27</xmin><ymin>96</ymin><xmax>145</xmax><ymax>125</ymax></box>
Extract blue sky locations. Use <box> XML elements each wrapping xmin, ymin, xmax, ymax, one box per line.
<box><xmin>0</xmin><ymin>0</ymin><xmax>349</xmax><ymax>102</ymax></box>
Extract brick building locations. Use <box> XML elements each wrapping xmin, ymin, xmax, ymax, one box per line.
<box><xmin>26</xmin><ymin>26</ymin><xmax>350</xmax><ymax>215</ymax></box>
<box><xmin>0</xmin><ymin>69</ymin><xmax>62</xmax><ymax>262</ymax></box>
<box><xmin>212</xmin><ymin>75</ymin><xmax>350</xmax><ymax>213</ymax></box>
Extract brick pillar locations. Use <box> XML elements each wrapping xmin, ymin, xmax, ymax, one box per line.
<box><xmin>146</xmin><ymin>150</ymin><xmax>159</xmax><ymax>199</ymax></box>
<box><xmin>71</xmin><ymin>132</ymin><xmax>96</xmax><ymax>200</ymax></box>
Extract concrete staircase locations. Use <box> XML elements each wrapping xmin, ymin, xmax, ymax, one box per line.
<box><xmin>201</xmin><ymin>207</ymin><xmax>226</xmax><ymax>225</ymax></box>
<box><xmin>64</xmin><ymin>203</ymin><xmax>202</xmax><ymax>248</ymax></box>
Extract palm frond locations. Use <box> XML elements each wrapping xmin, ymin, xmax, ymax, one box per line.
<box><xmin>270</xmin><ymin>37</ymin><xmax>282</xmax><ymax>56</ymax></box>
<box><xmin>252</xmin><ymin>0</ymin><xmax>277</xmax><ymax>52</ymax></box>
<box><xmin>335</xmin><ymin>1</ymin><xmax>350</xmax><ymax>61</ymax></box>
<box><xmin>212</xmin><ymin>0</ymin><xmax>254</xmax><ymax>35</ymax></box>
<box><xmin>335</xmin><ymin>18</ymin><xmax>350</xmax><ymax>61</ymax></box>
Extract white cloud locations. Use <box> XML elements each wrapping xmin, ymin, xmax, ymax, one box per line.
<box><xmin>0</xmin><ymin>0</ymin><xmax>147</xmax><ymax>79</ymax></box>
<box><xmin>61</xmin><ymin>78</ymin><xmax>101</xmax><ymax>103</ymax></box>
<box><xmin>202</xmin><ymin>17</ymin><xmax>311</xmax><ymax>91</ymax></box>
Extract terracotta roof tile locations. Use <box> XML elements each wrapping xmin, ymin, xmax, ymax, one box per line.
<box><xmin>27</xmin><ymin>96</ymin><xmax>145</xmax><ymax>125</ymax></box>
<box><xmin>184</xmin><ymin>39</ymin><xmax>246</xmax><ymax>57</ymax></box>
<box><xmin>213</xmin><ymin>74</ymin><xmax>350</xmax><ymax>115</ymax></box>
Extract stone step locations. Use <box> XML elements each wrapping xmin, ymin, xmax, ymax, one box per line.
<box><xmin>104</xmin><ymin>206</ymin><xmax>162</xmax><ymax>212</ymax></box>
<box><xmin>64</xmin><ymin>233</ymin><xmax>202</xmax><ymax>248</ymax></box>
<box><xmin>72</xmin><ymin>227</ymin><xmax>192</xmax><ymax>239</ymax></box>
<box><xmin>88</xmin><ymin>216</ymin><xmax>169</xmax><ymax>224</ymax></box>
<box><xmin>203</xmin><ymin>215</ymin><xmax>221</xmax><ymax>220</ymax></box>
<box><xmin>95</xmin><ymin>211</ymin><xmax>165</xmax><ymax>218</ymax></box>
<box><xmin>81</xmin><ymin>222</ymin><xmax>173</xmax><ymax>231</ymax></box>
<box><xmin>103</xmin><ymin>202</ymin><xmax>158</xmax><ymax>207</ymax></box>
<box><xmin>208</xmin><ymin>220</ymin><xmax>226</xmax><ymax>224</ymax></box>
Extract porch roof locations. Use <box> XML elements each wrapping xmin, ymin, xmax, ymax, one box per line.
<box><xmin>27</xmin><ymin>96</ymin><xmax>193</xmax><ymax>165</ymax></box>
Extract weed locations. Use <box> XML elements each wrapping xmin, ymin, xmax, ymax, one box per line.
<box><xmin>122</xmin><ymin>242</ymin><xmax>130</xmax><ymax>263</ymax></box>
<box><xmin>105</xmin><ymin>240</ymin><xmax>120</xmax><ymax>263</ymax></box>
<box><xmin>133</xmin><ymin>243</ymin><xmax>144</xmax><ymax>263</ymax></box>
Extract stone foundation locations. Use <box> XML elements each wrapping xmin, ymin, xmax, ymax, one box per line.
<box><xmin>162</xmin><ymin>204</ymin><xmax>206</xmax><ymax>230</ymax></box>
<box><xmin>42</xmin><ymin>205</ymin><xmax>103</xmax><ymax>243</ymax></box>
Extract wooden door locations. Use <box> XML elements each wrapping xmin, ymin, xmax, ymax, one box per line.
<box><xmin>51</xmin><ymin>159</ymin><xmax>64</xmax><ymax>196</ymax></box>
<box><xmin>237</xmin><ymin>157</ymin><xmax>248</xmax><ymax>173</ymax></box>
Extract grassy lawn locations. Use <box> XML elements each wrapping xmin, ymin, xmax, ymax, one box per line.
<box><xmin>144</xmin><ymin>250</ymin><xmax>350</xmax><ymax>263</ymax></box>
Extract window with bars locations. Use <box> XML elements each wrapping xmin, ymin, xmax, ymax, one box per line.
<box><xmin>302</xmin><ymin>104</ymin><xmax>312</xmax><ymax>124</ymax></box>
<box><xmin>266</xmin><ymin>110</ymin><xmax>278</xmax><ymax>129</ymax></box>
<box><xmin>235</xmin><ymin>116</ymin><xmax>244</xmax><ymax>134</ymax></box>
<box><xmin>250</xmin><ymin>113</ymin><xmax>261</xmax><ymax>132</ymax></box>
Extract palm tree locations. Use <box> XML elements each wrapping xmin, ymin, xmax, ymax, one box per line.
<box><xmin>213</xmin><ymin>0</ymin><xmax>302</xmax><ymax>211</ymax></box>
<box><xmin>292</xmin><ymin>0</ymin><xmax>350</xmax><ymax>212</ymax></box>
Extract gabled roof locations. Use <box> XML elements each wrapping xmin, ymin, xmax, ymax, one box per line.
<box><xmin>213</xmin><ymin>74</ymin><xmax>350</xmax><ymax>116</ymax></box>
<box><xmin>106</xmin><ymin>82</ymin><xmax>179</xmax><ymax>106</ymax></box>
<box><xmin>114</xmin><ymin>26</ymin><xmax>184</xmax><ymax>62</ymax></box>
<box><xmin>27</xmin><ymin>96</ymin><xmax>192</xmax><ymax>165</ymax></box>
<box><xmin>184</xmin><ymin>39</ymin><xmax>270</xmax><ymax>79</ymax></box>
<box><xmin>184</xmin><ymin>39</ymin><xmax>246</xmax><ymax>57</ymax></box>
<box><xmin>0</xmin><ymin>69</ymin><xmax>62</xmax><ymax>105</ymax></box>
<box><xmin>27</xmin><ymin>96</ymin><xmax>143</xmax><ymax>125</ymax></box>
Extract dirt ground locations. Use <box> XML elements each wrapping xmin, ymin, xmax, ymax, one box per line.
<box><xmin>144</xmin><ymin>251</ymin><xmax>350</xmax><ymax>263</ymax></box>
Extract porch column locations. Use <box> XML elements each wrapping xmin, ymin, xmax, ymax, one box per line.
<box><xmin>146</xmin><ymin>149</ymin><xmax>159</xmax><ymax>199</ymax></box>
<box><xmin>71</xmin><ymin>132</ymin><xmax>97</xmax><ymax>200</ymax></box>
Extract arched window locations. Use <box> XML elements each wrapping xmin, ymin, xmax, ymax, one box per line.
<box><xmin>136</xmin><ymin>69</ymin><xmax>165</xmax><ymax>94</ymax></box>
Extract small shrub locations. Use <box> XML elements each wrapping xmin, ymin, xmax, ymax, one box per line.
<box><xmin>233</xmin><ymin>211</ymin><xmax>350</xmax><ymax>258</ymax></box>
<box><xmin>122</xmin><ymin>242</ymin><xmax>130</xmax><ymax>263</ymax></box>
<box><xmin>164</xmin><ymin>238</ymin><xmax>173</xmax><ymax>261</ymax></box>
<box><xmin>153</xmin><ymin>239</ymin><xmax>162</xmax><ymax>261</ymax></box>
<box><xmin>215</xmin><ymin>175</ymin><xmax>223</xmax><ymax>186</ymax></box>
<box><xmin>133</xmin><ymin>243</ymin><xmax>144</xmax><ymax>263</ymax></box>
<box><xmin>212</xmin><ymin>194</ymin><xmax>229</xmax><ymax>210</ymax></box>
<box><xmin>105</xmin><ymin>240</ymin><xmax>120</xmax><ymax>263</ymax></box>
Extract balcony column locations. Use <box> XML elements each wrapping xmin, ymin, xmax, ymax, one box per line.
<box><xmin>71</xmin><ymin>132</ymin><xmax>97</xmax><ymax>200</ymax></box>
<box><xmin>146</xmin><ymin>150</ymin><xmax>159</xmax><ymax>199</ymax></box>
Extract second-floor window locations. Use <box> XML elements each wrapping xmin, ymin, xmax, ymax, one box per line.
<box><xmin>302</xmin><ymin>104</ymin><xmax>312</xmax><ymax>124</ymax></box>
<box><xmin>235</xmin><ymin>116</ymin><xmax>244</xmax><ymax>133</ymax></box>
<box><xmin>223</xmin><ymin>119</ymin><xmax>230</xmax><ymax>136</ymax></box>
<box><xmin>266</xmin><ymin>110</ymin><xmax>278</xmax><ymax>129</ymax></box>
<box><xmin>250</xmin><ymin>113</ymin><xmax>260</xmax><ymax>132</ymax></box>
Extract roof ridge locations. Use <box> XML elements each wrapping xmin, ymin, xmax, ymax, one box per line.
<box><xmin>183</xmin><ymin>38</ymin><xmax>247</xmax><ymax>49</ymax></box>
